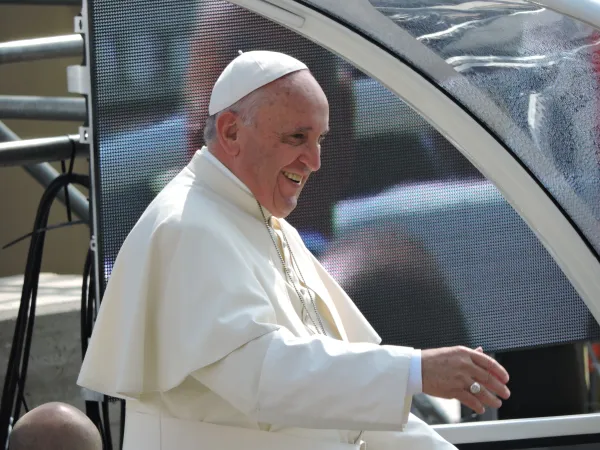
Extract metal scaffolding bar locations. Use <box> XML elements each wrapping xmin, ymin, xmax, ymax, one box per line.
<box><xmin>0</xmin><ymin>135</ymin><xmax>88</xmax><ymax>166</ymax></box>
<box><xmin>0</xmin><ymin>121</ymin><xmax>89</xmax><ymax>223</ymax></box>
<box><xmin>0</xmin><ymin>95</ymin><xmax>86</xmax><ymax>121</ymax></box>
<box><xmin>0</xmin><ymin>35</ymin><xmax>83</xmax><ymax>64</ymax></box>
<box><xmin>0</xmin><ymin>0</ymin><xmax>81</xmax><ymax>4</ymax></box>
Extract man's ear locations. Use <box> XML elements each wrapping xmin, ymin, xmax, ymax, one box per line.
<box><xmin>215</xmin><ymin>111</ymin><xmax>240</xmax><ymax>156</ymax></box>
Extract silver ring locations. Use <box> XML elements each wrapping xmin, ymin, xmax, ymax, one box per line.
<box><xmin>469</xmin><ymin>382</ymin><xmax>481</xmax><ymax>395</ymax></box>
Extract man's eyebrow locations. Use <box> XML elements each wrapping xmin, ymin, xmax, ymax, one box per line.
<box><xmin>278</xmin><ymin>127</ymin><xmax>330</xmax><ymax>138</ymax></box>
<box><xmin>288</xmin><ymin>127</ymin><xmax>330</xmax><ymax>135</ymax></box>
<box><xmin>290</xmin><ymin>126</ymin><xmax>312</xmax><ymax>133</ymax></box>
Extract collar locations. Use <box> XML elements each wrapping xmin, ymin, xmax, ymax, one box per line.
<box><xmin>188</xmin><ymin>147</ymin><xmax>273</xmax><ymax>222</ymax></box>
<box><xmin>202</xmin><ymin>146</ymin><xmax>252</xmax><ymax>195</ymax></box>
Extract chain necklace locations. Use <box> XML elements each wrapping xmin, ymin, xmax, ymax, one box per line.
<box><xmin>257</xmin><ymin>202</ymin><xmax>327</xmax><ymax>336</ymax></box>
<box><xmin>258</xmin><ymin>202</ymin><xmax>365</xmax><ymax>446</ymax></box>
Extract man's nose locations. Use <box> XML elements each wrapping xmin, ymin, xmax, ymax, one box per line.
<box><xmin>301</xmin><ymin>143</ymin><xmax>321</xmax><ymax>172</ymax></box>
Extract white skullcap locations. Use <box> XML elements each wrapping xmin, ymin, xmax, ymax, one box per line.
<box><xmin>208</xmin><ymin>50</ymin><xmax>308</xmax><ymax>116</ymax></box>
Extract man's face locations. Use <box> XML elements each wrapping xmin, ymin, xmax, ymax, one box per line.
<box><xmin>233</xmin><ymin>71</ymin><xmax>330</xmax><ymax>218</ymax></box>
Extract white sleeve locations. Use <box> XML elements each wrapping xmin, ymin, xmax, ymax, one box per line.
<box><xmin>408</xmin><ymin>349</ymin><xmax>422</xmax><ymax>395</ymax></box>
<box><xmin>192</xmin><ymin>327</ymin><xmax>413</xmax><ymax>431</ymax></box>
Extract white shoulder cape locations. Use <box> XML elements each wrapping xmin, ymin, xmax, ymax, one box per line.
<box><xmin>78</xmin><ymin>149</ymin><xmax>381</xmax><ymax>398</ymax></box>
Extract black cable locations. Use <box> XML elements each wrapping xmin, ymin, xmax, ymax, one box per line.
<box><xmin>0</xmin><ymin>173</ymin><xmax>89</xmax><ymax>449</ymax></box>
<box><xmin>102</xmin><ymin>398</ymin><xmax>113</xmax><ymax>449</ymax></box>
<box><xmin>4</xmin><ymin>177</ymin><xmax>60</xmax><ymax>422</ymax></box>
<box><xmin>3</xmin><ymin>220</ymin><xmax>87</xmax><ymax>250</ymax></box>
<box><xmin>80</xmin><ymin>244</ymin><xmax>115</xmax><ymax>450</ymax></box>
<box><xmin>2</xmin><ymin>213</ymin><xmax>85</xmax><ymax>420</ymax></box>
<box><xmin>80</xmin><ymin>248</ymin><xmax>102</xmax><ymax>444</ymax></box>
<box><xmin>120</xmin><ymin>400</ymin><xmax>126</xmax><ymax>449</ymax></box>
<box><xmin>2</xmin><ymin>195</ymin><xmax>47</xmax><ymax>422</ymax></box>
<box><xmin>14</xmin><ymin>200</ymin><xmax>50</xmax><ymax>423</ymax></box>
<box><xmin>14</xmin><ymin>276</ymin><xmax>38</xmax><ymax>421</ymax></box>
<box><xmin>81</xmin><ymin>249</ymin><xmax>91</xmax><ymax>358</ymax></box>
<box><xmin>60</xmin><ymin>159</ymin><xmax>71</xmax><ymax>223</ymax></box>
<box><xmin>15</xmin><ymin>174</ymin><xmax>88</xmax><ymax>422</ymax></box>
<box><xmin>18</xmin><ymin>174</ymin><xmax>89</xmax><ymax>423</ymax></box>
<box><xmin>17</xmin><ymin>379</ymin><xmax>29</xmax><ymax>414</ymax></box>
<box><xmin>0</xmin><ymin>165</ymin><xmax>118</xmax><ymax>450</ymax></box>
<box><xmin>81</xmin><ymin>251</ymin><xmax>103</xmax><ymax>447</ymax></box>
<box><xmin>85</xmin><ymin>401</ymin><xmax>107</xmax><ymax>449</ymax></box>
<box><xmin>80</xmin><ymin>191</ymin><xmax>120</xmax><ymax>450</ymax></box>
<box><xmin>61</xmin><ymin>136</ymin><xmax>77</xmax><ymax>224</ymax></box>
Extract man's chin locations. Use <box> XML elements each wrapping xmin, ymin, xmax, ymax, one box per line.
<box><xmin>273</xmin><ymin>198</ymin><xmax>298</xmax><ymax>219</ymax></box>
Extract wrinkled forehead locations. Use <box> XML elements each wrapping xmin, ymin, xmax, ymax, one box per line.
<box><xmin>268</xmin><ymin>70</ymin><xmax>327</xmax><ymax>102</ymax></box>
<box><xmin>264</xmin><ymin>79</ymin><xmax>328</xmax><ymax>116</ymax></box>
<box><xmin>259</xmin><ymin>97</ymin><xmax>329</xmax><ymax>135</ymax></box>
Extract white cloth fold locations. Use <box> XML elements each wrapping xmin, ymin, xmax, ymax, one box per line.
<box><xmin>203</xmin><ymin>147</ymin><xmax>252</xmax><ymax>194</ymax></box>
<box><xmin>193</xmin><ymin>327</ymin><xmax>413</xmax><ymax>431</ymax></box>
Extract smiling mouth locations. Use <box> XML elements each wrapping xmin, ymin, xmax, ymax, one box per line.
<box><xmin>283</xmin><ymin>171</ymin><xmax>302</xmax><ymax>184</ymax></box>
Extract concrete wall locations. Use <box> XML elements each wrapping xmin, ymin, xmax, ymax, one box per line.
<box><xmin>0</xmin><ymin>3</ymin><xmax>90</xmax><ymax>279</ymax></box>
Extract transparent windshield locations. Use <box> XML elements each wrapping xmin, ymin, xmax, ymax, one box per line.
<box><xmin>304</xmin><ymin>0</ymin><xmax>600</xmax><ymax>255</ymax></box>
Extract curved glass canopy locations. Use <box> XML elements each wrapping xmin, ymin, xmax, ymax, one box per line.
<box><xmin>302</xmin><ymin>0</ymin><xmax>600</xmax><ymax>256</ymax></box>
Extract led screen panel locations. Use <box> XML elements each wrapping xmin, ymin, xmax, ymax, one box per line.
<box><xmin>87</xmin><ymin>0</ymin><xmax>600</xmax><ymax>357</ymax></box>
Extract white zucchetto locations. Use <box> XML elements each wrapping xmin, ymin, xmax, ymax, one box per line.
<box><xmin>208</xmin><ymin>50</ymin><xmax>308</xmax><ymax>116</ymax></box>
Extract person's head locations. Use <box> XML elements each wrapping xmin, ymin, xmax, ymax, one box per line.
<box><xmin>8</xmin><ymin>402</ymin><xmax>102</xmax><ymax>450</ymax></box>
<box><xmin>205</xmin><ymin>51</ymin><xmax>329</xmax><ymax>218</ymax></box>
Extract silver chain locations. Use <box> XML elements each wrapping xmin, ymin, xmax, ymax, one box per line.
<box><xmin>258</xmin><ymin>202</ymin><xmax>327</xmax><ymax>336</ymax></box>
<box><xmin>258</xmin><ymin>203</ymin><xmax>366</xmax><ymax>445</ymax></box>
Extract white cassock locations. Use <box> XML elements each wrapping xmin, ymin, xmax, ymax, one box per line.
<box><xmin>78</xmin><ymin>147</ymin><xmax>456</xmax><ymax>450</ymax></box>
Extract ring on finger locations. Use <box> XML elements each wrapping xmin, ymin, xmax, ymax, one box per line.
<box><xmin>469</xmin><ymin>382</ymin><xmax>481</xmax><ymax>395</ymax></box>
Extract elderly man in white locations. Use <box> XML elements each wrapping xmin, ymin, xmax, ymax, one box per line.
<box><xmin>78</xmin><ymin>50</ymin><xmax>510</xmax><ymax>450</ymax></box>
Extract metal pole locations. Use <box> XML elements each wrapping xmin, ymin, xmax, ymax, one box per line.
<box><xmin>0</xmin><ymin>0</ymin><xmax>81</xmax><ymax>4</ymax></box>
<box><xmin>0</xmin><ymin>96</ymin><xmax>86</xmax><ymax>121</ymax></box>
<box><xmin>0</xmin><ymin>122</ymin><xmax>89</xmax><ymax>223</ymax></box>
<box><xmin>0</xmin><ymin>135</ymin><xmax>88</xmax><ymax>166</ymax></box>
<box><xmin>0</xmin><ymin>35</ymin><xmax>83</xmax><ymax>64</ymax></box>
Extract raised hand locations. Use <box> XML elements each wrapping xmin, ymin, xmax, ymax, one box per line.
<box><xmin>421</xmin><ymin>346</ymin><xmax>510</xmax><ymax>414</ymax></box>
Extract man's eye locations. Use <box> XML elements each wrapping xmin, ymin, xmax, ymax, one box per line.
<box><xmin>284</xmin><ymin>134</ymin><xmax>306</xmax><ymax>145</ymax></box>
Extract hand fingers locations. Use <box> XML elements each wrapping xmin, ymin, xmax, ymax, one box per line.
<box><xmin>470</xmin><ymin>350</ymin><xmax>510</xmax><ymax>384</ymax></box>
<box><xmin>470</xmin><ymin>364</ymin><xmax>511</xmax><ymax>400</ymax></box>
<box><xmin>456</xmin><ymin>391</ymin><xmax>485</xmax><ymax>415</ymax></box>
<box><xmin>472</xmin><ymin>383</ymin><xmax>503</xmax><ymax>409</ymax></box>
<box><xmin>459</xmin><ymin>382</ymin><xmax>502</xmax><ymax>414</ymax></box>
<box><xmin>475</xmin><ymin>346</ymin><xmax>483</xmax><ymax>353</ymax></box>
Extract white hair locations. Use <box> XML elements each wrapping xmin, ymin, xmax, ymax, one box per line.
<box><xmin>203</xmin><ymin>88</ymin><xmax>265</xmax><ymax>144</ymax></box>
<box><xmin>203</xmin><ymin>70</ymin><xmax>305</xmax><ymax>145</ymax></box>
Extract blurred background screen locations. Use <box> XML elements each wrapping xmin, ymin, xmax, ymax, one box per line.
<box><xmin>88</xmin><ymin>0</ymin><xmax>600</xmax><ymax>356</ymax></box>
